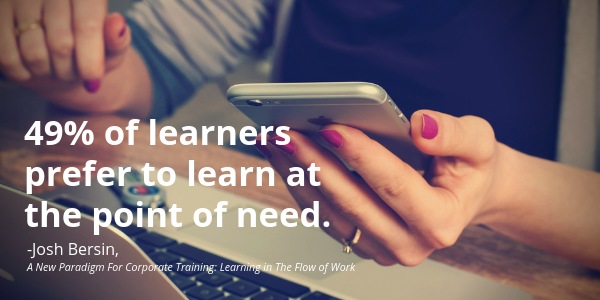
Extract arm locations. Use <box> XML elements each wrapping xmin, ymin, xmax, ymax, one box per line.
<box><xmin>114</xmin><ymin>0</ymin><xmax>278</xmax><ymax>120</ymax></box>
<box><xmin>260</xmin><ymin>110</ymin><xmax>600</xmax><ymax>269</ymax></box>
<box><xmin>483</xmin><ymin>146</ymin><xmax>600</xmax><ymax>269</ymax></box>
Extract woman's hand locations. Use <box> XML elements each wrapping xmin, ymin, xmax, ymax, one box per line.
<box><xmin>257</xmin><ymin>110</ymin><xmax>511</xmax><ymax>266</ymax></box>
<box><xmin>0</xmin><ymin>0</ymin><xmax>137</xmax><ymax>111</ymax></box>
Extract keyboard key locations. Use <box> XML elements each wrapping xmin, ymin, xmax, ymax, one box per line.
<box><xmin>168</xmin><ymin>243</ymin><xmax>219</xmax><ymax>264</ymax></box>
<box><xmin>223</xmin><ymin>281</ymin><xmax>260</xmax><ymax>297</ymax></box>
<box><xmin>302</xmin><ymin>292</ymin><xmax>341</xmax><ymax>300</ymax></box>
<box><xmin>135</xmin><ymin>241</ymin><xmax>156</xmax><ymax>254</ymax></box>
<box><xmin>149</xmin><ymin>252</ymin><xmax>180</xmax><ymax>265</ymax></box>
<box><xmin>174</xmin><ymin>261</ymin><xmax>204</xmax><ymax>276</ymax></box>
<box><xmin>169</xmin><ymin>244</ymin><xmax>309</xmax><ymax>297</ymax></box>
<box><xmin>117</xmin><ymin>225</ymin><xmax>147</xmax><ymax>237</ymax></box>
<box><xmin>221</xmin><ymin>296</ymin><xmax>244</xmax><ymax>300</ymax></box>
<box><xmin>251</xmin><ymin>290</ymin><xmax>288</xmax><ymax>300</ymax></box>
<box><xmin>196</xmin><ymin>272</ymin><xmax>232</xmax><ymax>286</ymax></box>
<box><xmin>137</xmin><ymin>232</ymin><xmax>177</xmax><ymax>248</ymax></box>
<box><xmin>186</xmin><ymin>285</ymin><xmax>223</xmax><ymax>300</ymax></box>
<box><xmin>168</xmin><ymin>273</ymin><xmax>196</xmax><ymax>290</ymax></box>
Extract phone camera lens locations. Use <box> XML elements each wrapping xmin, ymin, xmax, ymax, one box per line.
<box><xmin>247</xmin><ymin>99</ymin><xmax>263</xmax><ymax>106</ymax></box>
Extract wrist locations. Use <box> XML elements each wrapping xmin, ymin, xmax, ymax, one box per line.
<box><xmin>471</xmin><ymin>142</ymin><xmax>522</xmax><ymax>226</ymax></box>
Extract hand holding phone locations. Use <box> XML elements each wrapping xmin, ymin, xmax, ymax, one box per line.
<box><xmin>227</xmin><ymin>82</ymin><xmax>428</xmax><ymax>170</ymax></box>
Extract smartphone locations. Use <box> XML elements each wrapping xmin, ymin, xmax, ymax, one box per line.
<box><xmin>226</xmin><ymin>82</ymin><xmax>427</xmax><ymax>170</ymax></box>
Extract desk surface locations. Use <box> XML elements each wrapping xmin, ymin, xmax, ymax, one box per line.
<box><xmin>0</xmin><ymin>98</ymin><xmax>599</xmax><ymax>300</ymax></box>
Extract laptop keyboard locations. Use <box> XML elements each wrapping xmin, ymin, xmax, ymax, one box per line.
<box><xmin>53</xmin><ymin>198</ymin><xmax>341</xmax><ymax>300</ymax></box>
<box><xmin>126</xmin><ymin>228</ymin><xmax>340</xmax><ymax>300</ymax></box>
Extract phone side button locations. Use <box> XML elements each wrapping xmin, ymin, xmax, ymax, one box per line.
<box><xmin>398</xmin><ymin>113</ymin><xmax>406</xmax><ymax>123</ymax></box>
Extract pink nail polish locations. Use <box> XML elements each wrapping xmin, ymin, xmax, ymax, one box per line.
<box><xmin>254</xmin><ymin>143</ymin><xmax>272</xmax><ymax>159</ymax></box>
<box><xmin>119</xmin><ymin>25</ymin><xmax>127</xmax><ymax>37</ymax></box>
<box><xmin>422</xmin><ymin>114</ymin><xmax>438</xmax><ymax>139</ymax></box>
<box><xmin>268</xmin><ymin>136</ymin><xmax>295</xmax><ymax>155</ymax></box>
<box><xmin>318</xmin><ymin>129</ymin><xmax>343</xmax><ymax>148</ymax></box>
<box><xmin>83</xmin><ymin>80</ymin><xmax>101</xmax><ymax>93</ymax></box>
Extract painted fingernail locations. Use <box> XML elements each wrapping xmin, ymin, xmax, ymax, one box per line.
<box><xmin>318</xmin><ymin>129</ymin><xmax>343</xmax><ymax>148</ymax></box>
<box><xmin>254</xmin><ymin>143</ymin><xmax>272</xmax><ymax>159</ymax></box>
<box><xmin>422</xmin><ymin>114</ymin><xmax>438</xmax><ymax>139</ymax></box>
<box><xmin>119</xmin><ymin>25</ymin><xmax>127</xmax><ymax>37</ymax></box>
<box><xmin>83</xmin><ymin>80</ymin><xmax>101</xmax><ymax>93</ymax></box>
<box><xmin>268</xmin><ymin>136</ymin><xmax>295</xmax><ymax>155</ymax></box>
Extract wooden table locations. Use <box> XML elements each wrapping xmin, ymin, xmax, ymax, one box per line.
<box><xmin>1</xmin><ymin>95</ymin><xmax>599</xmax><ymax>300</ymax></box>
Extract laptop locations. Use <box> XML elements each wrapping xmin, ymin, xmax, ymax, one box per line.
<box><xmin>0</xmin><ymin>174</ymin><xmax>531</xmax><ymax>300</ymax></box>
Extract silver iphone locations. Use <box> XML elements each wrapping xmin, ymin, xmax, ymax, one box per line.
<box><xmin>227</xmin><ymin>82</ymin><xmax>427</xmax><ymax>170</ymax></box>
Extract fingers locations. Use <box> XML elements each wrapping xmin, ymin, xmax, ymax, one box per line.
<box><xmin>317</xmin><ymin>125</ymin><xmax>466</xmax><ymax>249</ymax></box>
<box><xmin>0</xmin><ymin>1</ymin><xmax>31</xmax><ymax>81</ymax></box>
<box><xmin>15</xmin><ymin>0</ymin><xmax>51</xmax><ymax>77</ymax></box>
<box><xmin>2</xmin><ymin>0</ymin><xmax>120</xmax><ymax>91</ymax></box>
<box><xmin>317</xmin><ymin>125</ymin><xmax>438</xmax><ymax>227</ymax></box>
<box><xmin>260</xmin><ymin>138</ymin><xmax>400</xmax><ymax>265</ymax></box>
<box><xmin>72</xmin><ymin>0</ymin><xmax>107</xmax><ymax>83</ymax></box>
<box><xmin>103</xmin><ymin>12</ymin><xmax>131</xmax><ymax>72</ymax></box>
<box><xmin>263</xmin><ymin>112</ymin><xmax>497</xmax><ymax>264</ymax></box>
<box><xmin>266</xmin><ymin>132</ymin><xmax>434</xmax><ymax>266</ymax></box>
<box><xmin>104</xmin><ymin>13</ymin><xmax>129</xmax><ymax>54</ymax></box>
<box><xmin>314</xmin><ymin>125</ymin><xmax>464</xmax><ymax>250</ymax></box>
<box><xmin>44</xmin><ymin>0</ymin><xmax>75</xmax><ymax>81</ymax></box>
<box><xmin>410</xmin><ymin>110</ymin><xmax>497</xmax><ymax>164</ymax></box>
<box><xmin>256</xmin><ymin>134</ymin><xmax>393</xmax><ymax>263</ymax></box>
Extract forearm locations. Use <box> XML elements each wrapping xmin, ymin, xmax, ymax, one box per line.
<box><xmin>484</xmin><ymin>144</ymin><xmax>600</xmax><ymax>269</ymax></box>
<box><xmin>28</xmin><ymin>48</ymin><xmax>152</xmax><ymax>119</ymax></box>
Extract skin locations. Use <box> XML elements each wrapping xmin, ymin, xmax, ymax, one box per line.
<box><xmin>2</xmin><ymin>0</ymin><xmax>599</xmax><ymax>270</ymax></box>
<box><xmin>0</xmin><ymin>0</ymin><xmax>152</xmax><ymax>118</ymax></box>
<box><xmin>260</xmin><ymin>110</ymin><xmax>600</xmax><ymax>270</ymax></box>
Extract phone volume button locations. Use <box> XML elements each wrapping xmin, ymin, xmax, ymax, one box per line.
<box><xmin>398</xmin><ymin>113</ymin><xmax>406</xmax><ymax>123</ymax></box>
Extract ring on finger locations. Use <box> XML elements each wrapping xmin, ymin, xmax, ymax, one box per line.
<box><xmin>342</xmin><ymin>228</ymin><xmax>362</xmax><ymax>254</ymax></box>
<box><xmin>14</xmin><ymin>20</ymin><xmax>43</xmax><ymax>37</ymax></box>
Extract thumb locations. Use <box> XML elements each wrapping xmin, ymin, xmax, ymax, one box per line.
<box><xmin>104</xmin><ymin>13</ymin><xmax>131</xmax><ymax>71</ymax></box>
<box><xmin>411</xmin><ymin>110</ymin><xmax>497</xmax><ymax>163</ymax></box>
